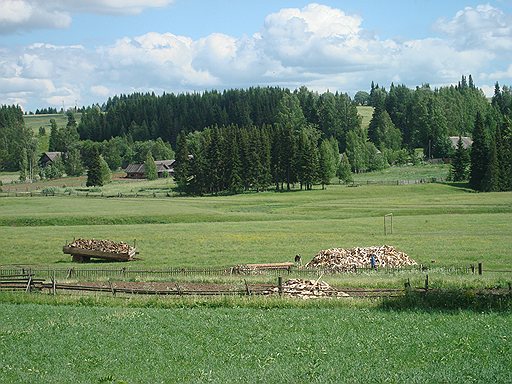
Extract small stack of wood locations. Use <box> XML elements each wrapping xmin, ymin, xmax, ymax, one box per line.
<box><xmin>264</xmin><ymin>278</ymin><xmax>349</xmax><ymax>299</ymax></box>
<box><xmin>232</xmin><ymin>262</ymin><xmax>294</xmax><ymax>274</ymax></box>
<box><xmin>305</xmin><ymin>245</ymin><xmax>416</xmax><ymax>272</ymax></box>
<box><xmin>67</xmin><ymin>238</ymin><xmax>134</xmax><ymax>254</ymax></box>
<box><xmin>64</xmin><ymin>238</ymin><xmax>136</xmax><ymax>262</ymax></box>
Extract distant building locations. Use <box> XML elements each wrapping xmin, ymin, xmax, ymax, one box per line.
<box><xmin>448</xmin><ymin>136</ymin><xmax>473</xmax><ymax>150</ymax></box>
<box><xmin>39</xmin><ymin>152</ymin><xmax>63</xmax><ymax>167</ymax></box>
<box><xmin>124</xmin><ymin>159</ymin><xmax>175</xmax><ymax>179</ymax></box>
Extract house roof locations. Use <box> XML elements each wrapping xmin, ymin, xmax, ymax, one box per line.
<box><xmin>124</xmin><ymin>159</ymin><xmax>175</xmax><ymax>174</ymax></box>
<box><xmin>124</xmin><ymin>163</ymin><xmax>145</xmax><ymax>174</ymax></box>
<box><xmin>41</xmin><ymin>152</ymin><xmax>62</xmax><ymax>161</ymax></box>
<box><xmin>448</xmin><ymin>136</ymin><xmax>473</xmax><ymax>150</ymax></box>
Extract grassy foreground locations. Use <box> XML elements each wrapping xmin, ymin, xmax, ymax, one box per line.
<box><xmin>0</xmin><ymin>295</ymin><xmax>510</xmax><ymax>383</ymax></box>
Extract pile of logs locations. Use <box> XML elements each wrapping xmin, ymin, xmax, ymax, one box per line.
<box><xmin>66</xmin><ymin>238</ymin><xmax>135</xmax><ymax>255</ymax></box>
<box><xmin>264</xmin><ymin>278</ymin><xmax>349</xmax><ymax>299</ymax></box>
<box><xmin>305</xmin><ymin>245</ymin><xmax>417</xmax><ymax>272</ymax></box>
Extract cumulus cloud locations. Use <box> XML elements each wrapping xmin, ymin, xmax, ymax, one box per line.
<box><xmin>435</xmin><ymin>4</ymin><xmax>512</xmax><ymax>51</ymax></box>
<box><xmin>1</xmin><ymin>3</ymin><xmax>511</xmax><ymax>110</ymax></box>
<box><xmin>0</xmin><ymin>0</ymin><xmax>173</xmax><ymax>33</ymax></box>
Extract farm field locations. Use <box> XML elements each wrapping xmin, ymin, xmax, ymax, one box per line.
<box><xmin>1</xmin><ymin>182</ymin><xmax>511</xmax><ymax>273</ymax></box>
<box><xmin>0</xmin><ymin>297</ymin><xmax>510</xmax><ymax>383</ymax></box>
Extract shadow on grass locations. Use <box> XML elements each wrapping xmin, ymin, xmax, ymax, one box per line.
<box><xmin>380</xmin><ymin>289</ymin><xmax>512</xmax><ymax>312</ymax></box>
<box><xmin>442</xmin><ymin>181</ymin><xmax>475</xmax><ymax>192</ymax></box>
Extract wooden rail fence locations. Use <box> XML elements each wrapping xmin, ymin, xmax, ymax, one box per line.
<box><xmin>0</xmin><ymin>264</ymin><xmax>477</xmax><ymax>281</ymax></box>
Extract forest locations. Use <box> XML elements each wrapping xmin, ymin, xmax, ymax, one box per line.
<box><xmin>1</xmin><ymin>76</ymin><xmax>511</xmax><ymax>193</ymax></box>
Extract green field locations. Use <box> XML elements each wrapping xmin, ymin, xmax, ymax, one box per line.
<box><xmin>0</xmin><ymin>296</ymin><xmax>510</xmax><ymax>383</ymax></box>
<box><xmin>1</xmin><ymin>182</ymin><xmax>511</xmax><ymax>273</ymax></box>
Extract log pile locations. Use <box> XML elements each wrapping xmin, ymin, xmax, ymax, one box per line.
<box><xmin>264</xmin><ymin>278</ymin><xmax>349</xmax><ymax>299</ymax></box>
<box><xmin>305</xmin><ymin>245</ymin><xmax>416</xmax><ymax>272</ymax></box>
<box><xmin>63</xmin><ymin>238</ymin><xmax>137</xmax><ymax>262</ymax></box>
<box><xmin>66</xmin><ymin>238</ymin><xmax>135</xmax><ymax>255</ymax></box>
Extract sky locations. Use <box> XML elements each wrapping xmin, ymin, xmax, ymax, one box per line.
<box><xmin>1</xmin><ymin>0</ymin><xmax>512</xmax><ymax>112</ymax></box>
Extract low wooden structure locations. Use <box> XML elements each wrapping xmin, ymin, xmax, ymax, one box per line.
<box><xmin>63</xmin><ymin>246</ymin><xmax>137</xmax><ymax>263</ymax></box>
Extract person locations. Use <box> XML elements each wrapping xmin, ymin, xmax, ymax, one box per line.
<box><xmin>294</xmin><ymin>254</ymin><xmax>302</xmax><ymax>266</ymax></box>
<box><xmin>370</xmin><ymin>254</ymin><xmax>376</xmax><ymax>270</ymax></box>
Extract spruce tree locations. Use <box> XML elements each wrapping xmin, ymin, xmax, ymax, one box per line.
<box><xmin>86</xmin><ymin>148</ymin><xmax>103</xmax><ymax>187</ymax></box>
<box><xmin>483</xmin><ymin>132</ymin><xmax>499</xmax><ymax>192</ymax></box>
<box><xmin>450</xmin><ymin>137</ymin><xmax>469</xmax><ymax>181</ymax></box>
<box><xmin>174</xmin><ymin>132</ymin><xmax>190</xmax><ymax>192</ymax></box>
<box><xmin>469</xmin><ymin>112</ymin><xmax>488</xmax><ymax>191</ymax></box>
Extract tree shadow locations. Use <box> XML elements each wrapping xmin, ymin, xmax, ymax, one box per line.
<box><xmin>379</xmin><ymin>288</ymin><xmax>512</xmax><ymax>312</ymax></box>
<box><xmin>441</xmin><ymin>181</ymin><xmax>475</xmax><ymax>192</ymax></box>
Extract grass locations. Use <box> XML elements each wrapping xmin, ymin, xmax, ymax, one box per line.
<box><xmin>0</xmin><ymin>295</ymin><xmax>510</xmax><ymax>383</ymax></box>
<box><xmin>357</xmin><ymin>105</ymin><xmax>373</xmax><ymax>130</ymax></box>
<box><xmin>0</xmin><ymin>182</ymin><xmax>511</xmax><ymax>287</ymax></box>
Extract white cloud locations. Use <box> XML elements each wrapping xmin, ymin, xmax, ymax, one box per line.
<box><xmin>0</xmin><ymin>0</ymin><xmax>71</xmax><ymax>33</ymax></box>
<box><xmin>435</xmin><ymin>4</ymin><xmax>512</xmax><ymax>51</ymax></box>
<box><xmin>1</xmin><ymin>3</ymin><xmax>512</xmax><ymax>111</ymax></box>
<box><xmin>0</xmin><ymin>0</ymin><xmax>173</xmax><ymax>33</ymax></box>
<box><xmin>90</xmin><ymin>85</ymin><xmax>111</xmax><ymax>97</ymax></box>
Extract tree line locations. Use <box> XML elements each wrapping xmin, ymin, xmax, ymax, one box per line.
<box><xmin>1</xmin><ymin>77</ymin><xmax>511</xmax><ymax>192</ymax></box>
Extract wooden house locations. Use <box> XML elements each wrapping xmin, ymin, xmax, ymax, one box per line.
<box><xmin>39</xmin><ymin>152</ymin><xmax>63</xmax><ymax>167</ymax></box>
<box><xmin>124</xmin><ymin>159</ymin><xmax>175</xmax><ymax>179</ymax></box>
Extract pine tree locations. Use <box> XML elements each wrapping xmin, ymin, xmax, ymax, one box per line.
<box><xmin>450</xmin><ymin>137</ymin><xmax>469</xmax><ymax>182</ymax></box>
<box><xmin>144</xmin><ymin>152</ymin><xmax>158</xmax><ymax>180</ymax></box>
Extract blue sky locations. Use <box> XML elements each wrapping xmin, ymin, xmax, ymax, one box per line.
<box><xmin>1</xmin><ymin>0</ymin><xmax>511</xmax><ymax>111</ymax></box>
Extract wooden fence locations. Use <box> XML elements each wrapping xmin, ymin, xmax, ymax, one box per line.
<box><xmin>0</xmin><ymin>264</ymin><xmax>475</xmax><ymax>281</ymax></box>
<box><xmin>0</xmin><ymin>178</ymin><xmax>447</xmax><ymax>199</ymax></box>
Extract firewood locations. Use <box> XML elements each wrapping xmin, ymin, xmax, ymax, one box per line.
<box><xmin>305</xmin><ymin>245</ymin><xmax>417</xmax><ymax>272</ymax></box>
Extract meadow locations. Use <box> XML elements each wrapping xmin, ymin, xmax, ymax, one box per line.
<box><xmin>1</xmin><ymin>182</ymin><xmax>511</xmax><ymax>270</ymax></box>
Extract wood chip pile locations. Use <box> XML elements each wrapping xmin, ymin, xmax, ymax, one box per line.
<box><xmin>263</xmin><ymin>278</ymin><xmax>349</xmax><ymax>299</ymax></box>
<box><xmin>305</xmin><ymin>245</ymin><xmax>416</xmax><ymax>272</ymax></box>
<box><xmin>66</xmin><ymin>238</ymin><xmax>135</xmax><ymax>255</ymax></box>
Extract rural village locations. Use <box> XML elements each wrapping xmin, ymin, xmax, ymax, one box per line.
<box><xmin>1</xmin><ymin>1</ymin><xmax>511</xmax><ymax>383</ymax></box>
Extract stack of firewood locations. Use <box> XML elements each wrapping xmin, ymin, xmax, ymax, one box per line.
<box><xmin>67</xmin><ymin>238</ymin><xmax>134</xmax><ymax>255</ymax></box>
<box><xmin>305</xmin><ymin>245</ymin><xmax>416</xmax><ymax>272</ymax></box>
<box><xmin>264</xmin><ymin>278</ymin><xmax>349</xmax><ymax>299</ymax></box>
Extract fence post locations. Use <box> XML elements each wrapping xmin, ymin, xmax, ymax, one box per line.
<box><xmin>424</xmin><ymin>274</ymin><xmax>429</xmax><ymax>291</ymax></box>
<box><xmin>278</xmin><ymin>276</ymin><xmax>283</xmax><ymax>296</ymax></box>
<box><xmin>404</xmin><ymin>278</ymin><xmax>411</xmax><ymax>294</ymax></box>
<box><xmin>478</xmin><ymin>262</ymin><xmax>483</xmax><ymax>275</ymax></box>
